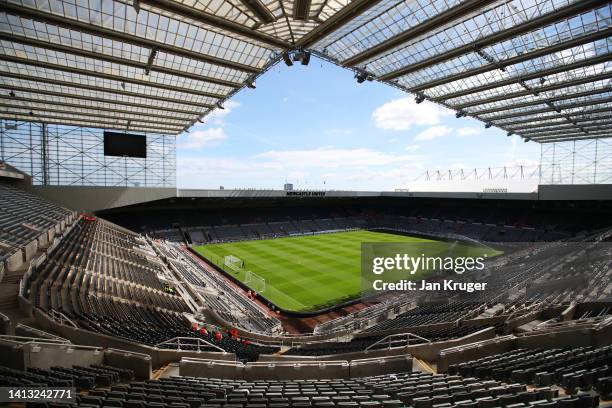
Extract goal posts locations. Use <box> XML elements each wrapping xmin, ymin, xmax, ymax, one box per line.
<box><xmin>245</xmin><ymin>270</ymin><xmax>266</xmax><ymax>294</ymax></box>
<box><xmin>224</xmin><ymin>255</ymin><xmax>244</xmax><ymax>272</ymax></box>
<box><xmin>223</xmin><ymin>255</ymin><xmax>266</xmax><ymax>294</ymax></box>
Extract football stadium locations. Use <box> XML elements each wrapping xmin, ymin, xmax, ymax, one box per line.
<box><xmin>0</xmin><ymin>0</ymin><xmax>612</xmax><ymax>407</ymax></box>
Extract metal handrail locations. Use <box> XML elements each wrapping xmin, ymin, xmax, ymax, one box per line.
<box><xmin>365</xmin><ymin>332</ymin><xmax>430</xmax><ymax>351</ymax></box>
<box><xmin>0</xmin><ymin>335</ymin><xmax>71</xmax><ymax>345</ymax></box>
<box><xmin>155</xmin><ymin>336</ymin><xmax>226</xmax><ymax>353</ymax></box>
<box><xmin>14</xmin><ymin>323</ymin><xmax>70</xmax><ymax>342</ymax></box>
<box><xmin>48</xmin><ymin>309</ymin><xmax>78</xmax><ymax>328</ymax></box>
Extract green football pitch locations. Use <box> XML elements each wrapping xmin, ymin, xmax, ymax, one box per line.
<box><xmin>193</xmin><ymin>230</ymin><xmax>495</xmax><ymax>312</ymax></box>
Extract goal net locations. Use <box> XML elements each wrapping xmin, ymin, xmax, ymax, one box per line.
<box><xmin>224</xmin><ymin>255</ymin><xmax>244</xmax><ymax>272</ymax></box>
<box><xmin>245</xmin><ymin>270</ymin><xmax>266</xmax><ymax>294</ymax></box>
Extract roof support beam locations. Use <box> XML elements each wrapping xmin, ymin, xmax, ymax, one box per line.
<box><xmin>483</xmin><ymin>97</ymin><xmax>612</xmax><ymax>122</ymax></box>
<box><xmin>380</xmin><ymin>0</ymin><xmax>609</xmax><ymax>81</ymax></box>
<box><xmin>0</xmin><ymin>114</ymin><xmax>180</xmax><ymax>134</ymax></box>
<box><xmin>0</xmin><ymin>102</ymin><xmax>185</xmax><ymax>127</ymax></box>
<box><xmin>469</xmin><ymin>87</ymin><xmax>611</xmax><ymax>116</ymax></box>
<box><xmin>0</xmin><ymin>95</ymin><xmax>192</xmax><ymax>122</ymax></box>
<box><xmin>530</xmin><ymin>128</ymin><xmax>612</xmax><ymax>140</ymax></box>
<box><xmin>453</xmin><ymin>72</ymin><xmax>612</xmax><ymax>109</ymax></box>
<box><xmin>536</xmin><ymin>133</ymin><xmax>612</xmax><ymax>143</ymax></box>
<box><xmin>0</xmin><ymin>2</ymin><xmax>261</xmax><ymax>74</ymax></box>
<box><xmin>0</xmin><ymin>32</ymin><xmax>242</xmax><ymax>88</ymax></box>
<box><xmin>293</xmin><ymin>0</ymin><xmax>312</xmax><ymax>20</ymax></box>
<box><xmin>296</xmin><ymin>0</ymin><xmax>382</xmax><ymax>48</ymax></box>
<box><xmin>238</xmin><ymin>0</ymin><xmax>276</xmax><ymax>24</ymax></box>
<box><xmin>343</xmin><ymin>0</ymin><xmax>497</xmax><ymax>67</ymax></box>
<box><xmin>0</xmin><ymin>54</ymin><xmax>225</xmax><ymax>99</ymax></box>
<box><xmin>0</xmin><ymin>85</ymin><xmax>203</xmax><ymax>116</ymax></box>
<box><xmin>0</xmin><ymin>109</ymin><xmax>182</xmax><ymax>132</ymax></box>
<box><xmin>522</xmin><ymin>124</ymin><xmax>612</xmax><ymax>137</ymax></box>
<box><xmin>408</xmin><ymin>27</ymin><xmax>612</xmax><ymax>92</ymax></box>
<box><xmin>435</xmin><ymin>53</ymin><xmax>612</xmax><ymax>101</ymax></box>
<box><xmin>139</xmin><ymin>0</ymin><xmax>286</xmax><ymax>47</ymax></box>
<box><xmin>506</xmin><ymin>113</ymin><xmax>612</xmax><ymax>131</ymax></box>
<box><xmin>519</xmin><ymin>123</ymin><xmax>594</xmax><ymax>136</ymax></box>
<box><xmin>0</xmin><ymin>71</ymin><xmax>215</xmax><ymax>109</ymax></box>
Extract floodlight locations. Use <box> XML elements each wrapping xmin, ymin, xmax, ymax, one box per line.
<box><xmin>355</xmin><ymin>71</ymin><xmax>368</xmax><ymax>83</ymax></box>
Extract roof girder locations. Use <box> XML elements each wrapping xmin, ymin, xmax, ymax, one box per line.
<box><xmin>409</xmin><ymin>27</ymin><xmax>612</xmax><ymax>93</ymax></box>
<box><xmin>0</xmin><ymin>101</ymin><xmax>186</xmax><ymax>127</ymax></box>
<box><xmin>0</xmin><ymin>84</ymin><xmax>203</xmax><ymax>115</ymax></box>
<box><xmin>1</xmin><ymin>2</ymin><xmax>261</xmax><ymax>74</ymax></box>
<box><xmin>536</xmin><ymin>133</ymin><xmax>612</xmax><ymax>143</ymax></box>
<box><xmin>482</xmin><ymin>97</ymin><xmax>612</xmax><ymax>122</ymax></box>
<box><xmin>1</xmin><ymin>32</ymin><xmax>243</xmax><ymax>88</ymax></box>
<box><xmin>0</xmin><ymin>94</ymin><xmax>192</xmax><ymax>122</ymax></box>
<box><xmin>521</xmin><ymin>123</ymin><xmax>612</xmax><ymax>137</ymax></box>
<box><xmin>470</xmin><ymin>87</ymin><xmax>612</xmax><ymax>116</ymax></box>
<box><xmin>343</xmin><ymin>0</ymin><xmax>496</xmax><ymax>67</ymax></box>
<box><xmin>531</xmin><ymin>129</ymin><xmax>612</xmax><ymax>140</ymax></box>
<box><xmin>0</xmin><ymin>71</ymin><xmax>215</xmax><ymax>108</ymax></box>
<box><xmin>296</xmin><ymin>0</ymin><xmax>382</xmax><ymax>48</ymax></box>
<box><xmin>512</xmin><ymin>115</ymin><xmax>612</xmax><ymax>132</ymax></box>
<box><xmin>435</xmin><ymin>53</ymin><xmax>612</xmax><ymax>101</ymax></box>
<box><xmin>0</xmin><ymin>108</ymin><xmax>183</xmax><ymax>132</ymax></box>
<box><xmin>379</xmin><ymin>0</ymin><xmax>609</xmax><ymax>81</ymax></box>
<box><xmin>453</xmin><ymin>72</ymin><xmax>612</xmax><ymax>109</ymax></box>
<box><xmin>238</xmin><ymin>0</ymin><xmax>277</xmax><ymax>24</ymax></box>
<box><xmin>139</xmin><ymin>0</ymin><xmax>287</xmax><ymax>47</ymax></box>
<box><xmin>0</xmin><ymin>114</ymin><xmax>180</xmax><ymax>134</ymax></box>
<box><xmin>0</xmin><ymin>54</ymin><xmax>225</xmax><ymax>99</ymax></box>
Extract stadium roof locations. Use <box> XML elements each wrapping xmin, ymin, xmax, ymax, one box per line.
<box><xmin>0</xmin><ymin>0</ymin><xmax>610</xmax><ymax>142</ymax></box>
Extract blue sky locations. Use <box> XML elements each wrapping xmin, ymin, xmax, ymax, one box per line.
<box><xmin>176</xmin><ymin>56</ymin><xmax>541</xmax><ymax>191</ymax></box>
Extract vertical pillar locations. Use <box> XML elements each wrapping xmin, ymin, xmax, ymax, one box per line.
<box><xmin>538</xmin><ymin>143</ymin><xmax>543</xmax><ymax>184</ymax></box>
<box><xmin>571</xmin><ymin>140</ymin><xmax>575</xmax><ymax>185</ymax></box>
<box><xmin>593</xmin><ymin>138</ymin><xmax>598</xmax><ymax>183</ymax></box>
<box><xmin>41</xmin><ymin>122</ymin><xmax>49</xmax><ymax>185</ymax></box>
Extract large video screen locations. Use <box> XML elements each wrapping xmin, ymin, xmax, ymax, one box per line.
<box><xmin>103</xmin><ymin>132</ymin><xmax>147</xmax><ymax>158</ymax></box>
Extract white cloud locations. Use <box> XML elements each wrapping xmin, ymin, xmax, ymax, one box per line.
<box><xmin>415</xmin><ymin>125</ymin><xmax>452</xmax><ymax>141</ymax></box>
<box><xmin>256</xmin><ymin>146</ymin><xmax>420</xmax><ymax>169</ymax></box>
<box><xmin>405</xmin><ymin>144</ymin><xmax>420</xmax><ymax>152</ymax></box>
<box><xmin>205</xmin><ymin>100</ymin><xmax>240</xmax><ymax>125</ymax></box>
<box><xmin>372</xmin><ymin>97</ymin><xmax>451</xmax><ymax>130</ymax></box>
<box><xmin>177</xmin><ymin>146</ymin><xmax>427</xmax><ymax>190</ymax></box>
<box><xmin>457</xmin><ymin>127</ymin><xmax>481</xmax><ymax>137</ymax></box>
<box><xmin>178</xmin><ymin>128</ymin><xmax>228</xmax><ymax>149</ymax></box>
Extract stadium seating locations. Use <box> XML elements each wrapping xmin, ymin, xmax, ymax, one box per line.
<box><xmin>0</xmin><ymin>182</ymin><xmax>75</xmax><ymax>272</ymax></box>
<box><xmin>154</xmin><ymin>215</ymin><xmax>556</xmax><ymax>245</ymax></box>
<box><xmin>1</xmin><ymin>181</ymin><xmax>609</xmax><ymax>377</ymax></box>
<box><xmin>364</xmin><ymin>301</ymin><xmax>486</xmax><ymax>333</ymax></box>
<box><xmin>0</xmin><ymin>364</ymin><xmax>133</xmax><ymax>390</ymax></box>
<box><xmin>448</xmin><ymin>345</ymin><xmax>612</xmax><ymax>398</ymax></box>
<box><xmin>1</xmin><ymin>364</ymin><xmax>604</xmax><ymax>407</ymax></box>
<box><xmin>152</xmin><ymin>240</ymin><xmax>282</xmax><ymax>334</ymax></box>
<box><xmin>22</xmin><ymin>217</ymin><xmax>278</xmax><ymax>361</ymax></box>
<box><xmin>286</xmin><ymin>324</ymin><xmax>498</xmax><ymax>356</ymax></box>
